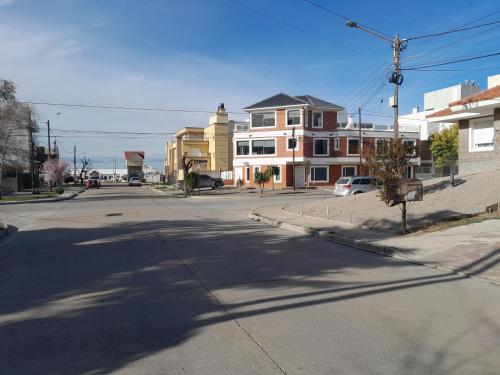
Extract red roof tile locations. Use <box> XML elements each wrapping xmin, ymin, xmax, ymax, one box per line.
<box><xmin>426</xmin><ymin>108</ymin><xmax>454</xmax><ymax>119</ymax></box>
<box><xmin>449</xmin><ymin>85</ymin><xmax>500</xmax><ymax>106</ymax></box>
<box><xmin>124</xmin><ymin>151</ymin><xmax>145</xmax><ymax>160</ymax></box>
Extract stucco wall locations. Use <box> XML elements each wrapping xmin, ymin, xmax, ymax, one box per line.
<box><xmin>458</xmin><ymin>109</ymin><xmax>500</xmax><ymax>174</ymax></box>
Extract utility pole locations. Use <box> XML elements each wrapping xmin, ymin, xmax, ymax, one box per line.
<box><xmin>28</xmin><ymin>112</ymin><xmax>35</xmax><ymax>194</ymax></box>
<box><xmin>47</xmin><ymin>119</ymin><xmax>51</xmax><ymax>159</ymax></box>
<box><xmin>345</xmin><ymin>22</ymin><xmax>406</xmax><ymax>141</ymax></box>
<box><xmin>73</xmin><ymin>146</ymin><xmax>77</xmax><ymax>185</ymax></box>
<box><xmin>292</xmin><ymin>127</ymin><xmax>296</xmax><ymax>191</ymax></box>
<box><xmin>392</xmin><ymin>34</ymin><xmax>402</xmax><ymax>140</ymax></box>
<box><xmin>358</xmin><ymin>107</ymin><xmax>362</xmax><ymax>174</ymax></box>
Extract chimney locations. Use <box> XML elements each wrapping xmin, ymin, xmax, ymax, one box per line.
<box><xmin>217</xmin><ymin>103</ymin><xmax>226</xmax><ymax>113</ymax></box>
<box><xmin>412</xmin><ymin>106</ymin><xmax>420</xmax><ymax>114</ymax></box>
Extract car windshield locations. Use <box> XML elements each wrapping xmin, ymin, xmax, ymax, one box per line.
<box><xmin>336</xmin><ymin>178</ymin><xmax>350</xmax><ymax>185</ymax></box>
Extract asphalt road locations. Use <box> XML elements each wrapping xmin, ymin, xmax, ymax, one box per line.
<box><xmin>1</xmin><ymin>184</ymin><xmax>500</xmax><ymax>375</ymax></box>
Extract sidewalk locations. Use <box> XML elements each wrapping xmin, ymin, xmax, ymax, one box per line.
<box><xmin>0</xmin><ymin>186</ymin><xmax>87</xmax><ymax>205</ymax></box>
<box><xmin>250</xmin><ymin>204</ymin><xmax>500</xmax><ymax>286</ymax></box>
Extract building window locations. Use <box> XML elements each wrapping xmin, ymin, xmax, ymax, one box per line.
<box><xmin>314</xmin><ymin>139</ymin><xmax>329</xmax><ymax>156</ymax></box>
<box><xmin>470</xmin><ymin>118</ymin><xmax>494</xmax><ymax>151</ymax></box>
<box><xmin>376</xmin><ymin>139</ymin><xmax>389</xmax><ymax>154</ymax></box>
<box><xmin>236</xmin><ymin>140</ymin><xmax>249</xmax><ymax>155</ymax></box>
<box><xmin>310</xmin><ymin>166</ymin><xmax>328</xmax><ymax>182</ymax></box>
<box><xmin>403</xmin><ymin>139</ymin><xmax>417</xmax><ymax>156</ymax></box>
<box><xmin>287</xmin><ymin>137</ymin><xmax>298</xmax><ymax>151</ymax></box>
<box><xmin>347</xmin><ymin>139</ymin><xmax>360</xmax><ymax>155</ymax></box>
<box><xmin>334</xmin><ymin>138</ymin><xmax>340</xmax><ymax>151</ymax></box>
<box><xmin>287</xmin><ymin>110</ymin><xmax>301</xmax><ymax>126</ymax></box>
<box><xmin>246</xmin><ymin>167</ymin><xmax>250</xmax><ymax>181</ymax></box>
<box><xmin>251</xmin><ymin>112</ymin><xmax>275</xmax><ymax>128</ymax></box>
<box><xmin>342</xmin><ymin>166</ymin><xmax>356</xmax><ymax>177</ymax></box>
<box><xmin>313</xmin><ymin>112</ymin><xmax>323</xmax><ymax>128</ymax></box>
<box><xmin>274</xmin><ymin>166</ymin><xmax>281</xmax><ymax>182</ymax></box>
<box><xmin>254</xmin><ymin>166</ymin><xmax>260</xmax><ymax>178</ymax></box>
<box><xmin>252</xmin><ymin>139</ymin><xmax>275</xmax><ymax>155</ymax></box>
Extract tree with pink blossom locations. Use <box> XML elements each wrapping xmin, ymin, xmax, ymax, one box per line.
<box><xmin>41</xmin><ymin>159</ymin><xmax>69</xmax><ymax>190</ymax></box>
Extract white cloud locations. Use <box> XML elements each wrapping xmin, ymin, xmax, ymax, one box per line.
<box><xmin>0</xmin><ymin>0</ymin><xmax>14</xmax><ymax>8</ymax></box>
<box><xmin>0</xmin><ymin>17</ymin><xmax>277</xmax><ymax>168</ymax></box>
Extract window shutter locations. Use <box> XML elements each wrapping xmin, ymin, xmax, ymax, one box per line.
<box><xmin>473</xmin><ymin>121</ymin><xmax>494</xmax><ymax>146</ymax></box>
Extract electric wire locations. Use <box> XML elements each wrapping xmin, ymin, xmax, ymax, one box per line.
<box><xmin>405</xmin><ymin>19</ymin><xmax>500</xmax><ymax>41</ymax></box>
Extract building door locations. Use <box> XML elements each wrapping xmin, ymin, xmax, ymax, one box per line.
<box><xmin>294</xmin><ymin>166</ymin><xmax>305</xmax><ymax>187</ymax></box>
<box><xmin>234</xmin><ymin>167</ymin><xmax>243</xmax><ymax>182</ymax></box>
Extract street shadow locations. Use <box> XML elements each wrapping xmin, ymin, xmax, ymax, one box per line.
<box><xmin>0</xmin><ymin>213</ymin><xmax>497</xmax><ymax>374</ymax></box>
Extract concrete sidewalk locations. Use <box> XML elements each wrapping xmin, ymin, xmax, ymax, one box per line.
<box><xmin>0</xmin><ymin>186</ymin><xmax>87</xmax><ymax>205</ymax></box>
<box><xmin>250</xmin><ymin>204</ymin><xmax>500</xmax><ymax>286</ymax></box>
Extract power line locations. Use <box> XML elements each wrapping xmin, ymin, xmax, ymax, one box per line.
<box><xmin>402</xmin><ymin>51</ymin><xmax>500</xmax><ymax>70</ymax></box>
<box><xmin>12</xmin><ymin>100</ymin><xmax>248</xmax><ymax>115</ymax></box>
<box><xmin>406</xmin><ymin>19</ymin><xmax>500</xmax><ymax>41</ymax></box>
<box><xmin>403</xmin><ymin>24</ymin><xmax>500</xmax><ymax>63</ymax></box>
<box><xmin>303</xmin><ymin>0</ymin><xmax>392</xmax><ymax>38</ymax></box>
<box><xmin>226</xmin><ymin>0</ymin><xmax>382</xmax><ymax>60</ymax></box>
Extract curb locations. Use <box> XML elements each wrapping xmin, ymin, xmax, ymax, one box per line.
<box><xmin>248</xmin><ymin>211</ymin><xmax>500</xmax><ymax>288</ymax></box>
<box><xmin>0</xmin><ymin>187</ymin><xmax>87</xmax><ymax>205</ymax></box>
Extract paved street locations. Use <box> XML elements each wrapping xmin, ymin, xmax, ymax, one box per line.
<box><xmin>1</xmin><ymin>184</ymin><xmax>500</xmax><ymax>375</ymax></box>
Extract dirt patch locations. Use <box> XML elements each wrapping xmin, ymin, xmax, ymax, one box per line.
<box><xmin>411</xmin><ymin>211</ymin><xmax>500</xmax><ymax>234</ymax></box>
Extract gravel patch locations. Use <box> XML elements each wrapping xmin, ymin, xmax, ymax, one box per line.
<box><xmin>285</xmin><ymin>171</ymin><xmax>500</xmax><ymax>234</ymax></box>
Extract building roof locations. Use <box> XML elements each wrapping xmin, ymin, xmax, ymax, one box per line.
<box><xmin>449</xmin><ymin>85</ymin><xmax>500</xmax><ymax>106</ymax></box>
<box><xmin>124</xmin><ymin>151</ymin><xmax>145</xmax><ymax>160</ymax></box>
<box><xmin>426</xmin><ymin>108</ymin><xmax>454</xmax><ymax>119</ymax></box>
<box><xmin>295</xmin><ymin>95</ymin><xmax>344</xmax><ymax>110</ymax></box>
<box><xmin>244</xmin><ymin>93</ymin><xmax>344</xmax><ymax>111</ymax></box>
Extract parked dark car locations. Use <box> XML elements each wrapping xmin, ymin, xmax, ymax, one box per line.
<box><xmin>198</xmin><ymin>174</ymin><xmax>224</xmax><ymax>189</ymax></box>
<box><xmin>85</xmin><ymin>176</ymin><xmax>101</xmax><ymax>189</ymax></box>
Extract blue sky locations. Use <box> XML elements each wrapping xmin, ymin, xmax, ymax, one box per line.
<box><xmin>1</xmin><ymin>0</ymin><xmax>499</xmax><ymax>169</ymax></box>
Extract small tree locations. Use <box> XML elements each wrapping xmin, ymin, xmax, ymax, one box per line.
<box><xmin>42</xmin><ymin>159</ymin><xmax>69</xmax><ymax>190</ymax></box>
<box><xmin>254</xmin><ymin>171</ymin><xmax>270</xmax><ymax>195</ymax></box>
<box><xmin>181</xmin><ymin>153</ymin><xmax>195</xmax><ymax>197</ymax></box>
<box><xmin>184</xmin><ymin>171</ymin><xmax>199</xmax><ymax>196</ymax></box>
<box><xmin>266</xmin><ymin>164</ymin><xmax>279</xmax><ymax>190</ymax></box>
<box><xmin>429</xmin><ymin>124</ymin><xmax>458</xmax><ymax>186</ymax></box>
<box><xmin>365</xmin><ymin>138</ymin><xmax>417</xmax><ymax>235</ymax></box>
<box><xmin>365</xmin><ymin>138</ymin><xmax>416</xmax><ymax>205</ymax></box>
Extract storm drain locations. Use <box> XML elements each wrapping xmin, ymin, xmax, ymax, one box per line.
<box><xmin>106</xmin><ymin>213</ymin><xmax>123</xmax><ymax>217</ymax></box>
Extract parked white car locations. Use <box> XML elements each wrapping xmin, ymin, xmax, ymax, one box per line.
<box><xmin>334</xmin><ymin>176</ymin><xmax>374</xmax><ymax>196</ymax></box>
<box><xmin>128</xmin><ymin>177</ymin><xmax>142</xmax><ymax>186</ymax></box>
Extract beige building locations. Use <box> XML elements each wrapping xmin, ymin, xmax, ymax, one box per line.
<box><xmin>164</xmin><ymin>104</ymin><xmax>233</xmax><ymax>183</ymax></box>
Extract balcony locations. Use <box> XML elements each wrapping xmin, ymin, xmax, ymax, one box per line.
<box><xmin>234</xmin><ymin>122</ymin><xmax>250</xmax><ymax>132</ymax></box>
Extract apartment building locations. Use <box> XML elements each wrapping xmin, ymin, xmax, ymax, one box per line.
<box><xmin>233</xmin><ymin>93</ymin><xmax>420</xmax><ymax>188</ymax></box>
<box><xmin>164</xmin><ymin>104</ymin><xmax>233</xmax><ymax>183</ymax></box>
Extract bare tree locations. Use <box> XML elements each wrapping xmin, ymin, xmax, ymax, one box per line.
<box><xmin>0</xmin><ymin>79</ymin><xmax>34</xmax><ymax>199</ymax></box>
<box><xmin>79</xmin><ymin>156</ymin><xmax>90</xmax><ymax>184</ymax></box>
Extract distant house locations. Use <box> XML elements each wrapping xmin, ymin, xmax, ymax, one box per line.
<box><xmin>164</xmin><ymin>104</ymin><xmax>233</xmax><ymax>183</ymax></box>
<box><xmin>124</xmin><ymin>151</ymin><xmax>145</xmax><ymax>179</ymax></box>
<box><xmin>233</xmin><ymin>93</ymin><xmax>420</xmax><ymax>188</ymax></box>
<box><xmin>427</xmin><ymin>74</ymin><xmax>500</xmax><ymax>174</ymax></box>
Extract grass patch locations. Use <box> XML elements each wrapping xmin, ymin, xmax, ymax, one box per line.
<box><xmin>0</xmin><ymin>192</ymin><xmax>58</xmax><ymax>202</ymax></box>
<box><xmin>413</xmin><ymin>210</ymin><xmax>500</xmax><ymax>234</ymax></box>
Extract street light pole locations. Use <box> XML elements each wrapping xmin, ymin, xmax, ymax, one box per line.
<box><xmin>345</xmin><ymin>21</ymin><xmax>406</xmax><ymax>141</ymax></box>
<box><xmin>292</xmin><ymin>127</ymin><xmax>296</xmax><ymax>191</ymax></box>
<box><xmin>47</xmin><ymin>119</ymin><xmax>51</xmax><ymax>159</ymax></box>
<box><xmin>358</xmin><ymin>107</ymin><xmax>363</xmax><ymax>174</ymax></box>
